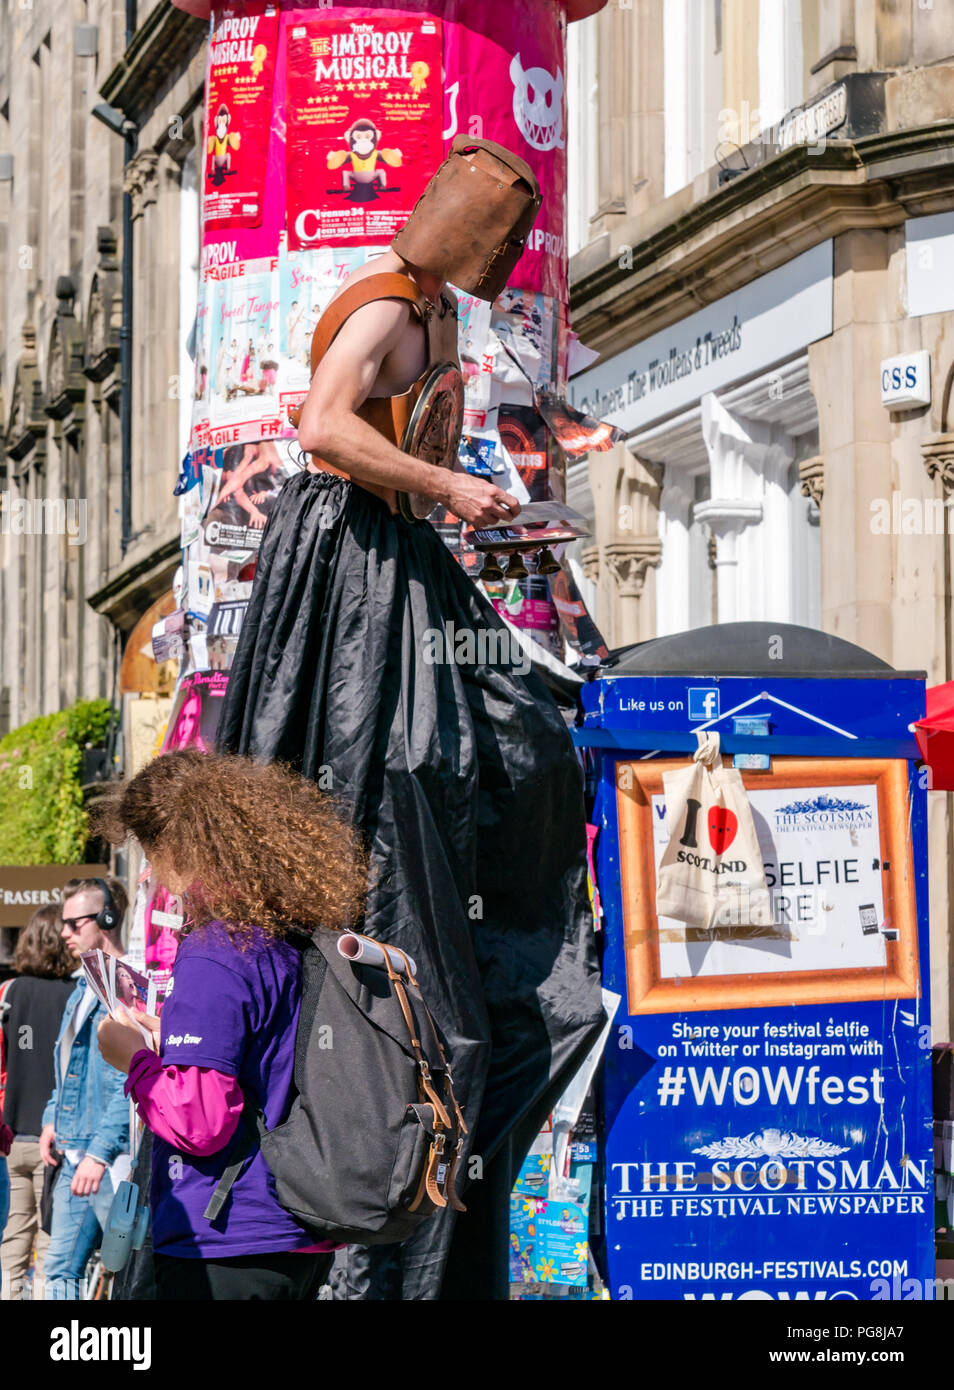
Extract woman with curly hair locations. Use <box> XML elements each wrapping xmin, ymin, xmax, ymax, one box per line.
<box><xmin>94</xmin><ymin>748</ymin><xmax>367</xmax><ymax>1301</ymax></box>
<box><xmin>0</xmin><ymin>905</ymin><xmax>75</xmax><ymax>1299</ymax></box>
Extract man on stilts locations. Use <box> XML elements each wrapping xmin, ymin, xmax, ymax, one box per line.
<box><xmin>216</xmin><ymin>137</ymin><xmax>604</xmax><ymax>1300</ymax></box>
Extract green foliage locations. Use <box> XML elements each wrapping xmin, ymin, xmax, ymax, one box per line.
<box><xmin>0</xmin><ymin>698</ymin><xmax>113</xmax><ymax>865</ymax></box>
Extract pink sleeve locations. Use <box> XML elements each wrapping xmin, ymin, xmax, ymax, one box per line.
<box><xmin>125</xmin><ymin>1049</ymin><xmax>244</xmax><ymax>1157</ymax></box>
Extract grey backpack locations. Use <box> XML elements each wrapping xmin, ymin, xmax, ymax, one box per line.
<box><xmin>204</xmin><ymin>928</ymin><xmax>467</xmax><ymax>1245</ymax></box>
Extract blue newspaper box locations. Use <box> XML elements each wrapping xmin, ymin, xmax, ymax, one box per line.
<box><xmin>576</xmin><ymin>622</ymin><xmax>933</xmax><ymax>1301</ymax></box>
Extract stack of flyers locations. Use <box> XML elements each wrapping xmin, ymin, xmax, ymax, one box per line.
<box><xmin>81</xmin><ymin>950</ymin><xmax>167</xmax><ymax>1050</ymax></box>
<box><xmin>465</xmin><ymin>500</ymin><xmax>592</xmax><ymax>554</ymax></box>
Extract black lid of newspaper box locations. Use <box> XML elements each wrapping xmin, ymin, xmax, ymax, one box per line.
<box><xmin>600</xmin><ymin>622</ymin><xmax>924</xmax><ymax>680</ymax></box>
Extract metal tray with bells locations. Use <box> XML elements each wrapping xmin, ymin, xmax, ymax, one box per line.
<box><xmin>466</xmin><ymin>503</ymin><xmax>590</xmax><ymax>583</ymax></box>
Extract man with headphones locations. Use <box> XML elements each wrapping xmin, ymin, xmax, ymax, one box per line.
<box><xmin>38</xmin><ymin>877</ymin><xmax>130</xmax><ymax>1299</ymax></box>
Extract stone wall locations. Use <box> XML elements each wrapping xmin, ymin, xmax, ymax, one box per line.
<box><xmin>0</xmin><ymin>0</ymin><xmax>206</xmax><ymax>733</ymax></box>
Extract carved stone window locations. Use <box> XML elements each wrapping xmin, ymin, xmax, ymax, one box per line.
<box><xmin>4</xmin><ymin>322</ymin><xmax>47</xmax><ymax>476</ymax></box>
<box><xmin>84</xmin><ymin>227</ymin><xmax>122</xmax><ymax>389</ymax></box>
<box><xmin>44</xmin><ymin>278</ymin><xmax>86</xmax><ymax>442</ymax></box>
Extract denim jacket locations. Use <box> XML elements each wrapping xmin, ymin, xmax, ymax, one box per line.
<box><xmin>41</xmin><ymin>977</ymin><xmax>129</xmax><ymax>1165</ymax></box>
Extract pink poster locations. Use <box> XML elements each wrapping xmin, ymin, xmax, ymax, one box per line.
<box><xmin>203</xmin><ymin>2</ymin><xmax>281</xmax><ymax>231</ymax></box>
<box><xmin>206</xmin><ymin>254</ymin><xmax>283</xmax><ymax>447</ymax></box>
<box><xmin>441</xmin><ymin>0</ymin><xmax>567</xmax><ymax>300</ymax></box>
<box><xmin>162</xmin><ymin>670</ymin><xmax>231</xmax><ymax>754</ymax></box>
<box><xmin>202</xmin><ymin>3</ymin><xmax>568</xmax><ymax>298</ymax></box>
<box><xmin>194</xmin><ymin>1</ymin><xmax>569</xmax><ymax>453</ymax></box>
<box><xmin>286</xmin><ymin>11</ymin><xmax>444</xmax><ymax>250</ymax></box>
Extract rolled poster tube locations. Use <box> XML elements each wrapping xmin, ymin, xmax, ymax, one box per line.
<box><xmin>337</xmin><ymin>932</ymin><xmax>417</xmax><ymax>978</ymax></box>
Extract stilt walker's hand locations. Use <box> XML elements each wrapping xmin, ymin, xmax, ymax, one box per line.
<box><xmin>445</xmin><ymin>475</ymin><xmax>521</xmax><ymax>528</ymax></box>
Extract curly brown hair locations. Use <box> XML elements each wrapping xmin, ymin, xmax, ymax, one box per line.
<box><xmin>91</xmin><ymin>750</ymin><xmax>368</xmax><ymax>942</ymax></box>
<box><xmin>14</xmin><ymin>904</ymin><xmax>74</xmax><ymax>979</ymax></box>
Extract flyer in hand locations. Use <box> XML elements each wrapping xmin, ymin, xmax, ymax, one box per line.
<box><xmin>81</xmin><ymin>950</ymin><xmax>168</xmax><ymax>1033</ymax></box>
<box><xmin>465</xmin><ymin>500</ymin><xmax>592</xmax><ymax>554</ymax></box>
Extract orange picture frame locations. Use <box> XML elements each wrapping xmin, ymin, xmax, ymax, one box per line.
<box><xmin>616</xmin><ymin>757</ymin><xmax>919</xmax><ymax>1015</ymax></box>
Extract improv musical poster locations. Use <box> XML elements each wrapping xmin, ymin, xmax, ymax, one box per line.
<box><xmin>203</xmin><ymin>2</ymin><xmax>280</xmax><ymax>231</ymax></box>
<box><xmin>285</xmin><ymin>10</ymin><xmax>444</xmax><ymax>249</ymax></box>
<box><xmin>206</xmin><ymin>254</ymin><xmax>281</xmax><ymax>445</ymax></box>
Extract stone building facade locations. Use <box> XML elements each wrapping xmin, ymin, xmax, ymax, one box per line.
<box><xmin>566</xmin><ymin>0</ymin><xmax>954</xmax><ymax>1035</ymax></box>
<box><xmin>0</xmin><ymin>0</ymin><xmax>206</xmax><ymax>733</ymax></box>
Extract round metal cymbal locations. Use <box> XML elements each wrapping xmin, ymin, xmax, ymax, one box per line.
<box><xmin>396</xmin><ymin>361</ymin><xmax>464</xmax><ymax>523</ymax></box>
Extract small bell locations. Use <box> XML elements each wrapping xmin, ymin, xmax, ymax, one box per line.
<box><xmin>504</xmin><ymin>551</ymin><xmax>529</xmax><ymax>581</ymax></box>
<box><xmin>479</xmin><ymin>553</ymin><xmax>504</xmax><ymax>584</ymax></box>
<box><xmin>535</xmin><ymin>546</ymin><xmax>561</xmax><ymax>575</ymax></box>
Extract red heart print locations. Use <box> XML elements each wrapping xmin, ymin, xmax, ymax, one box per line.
<box><xmin>708</xmin><ymin>806</ymin><xmax>738</xmax><ymax>854</ymax></box>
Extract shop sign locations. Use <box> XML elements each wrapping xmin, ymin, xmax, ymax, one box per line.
<box><xmin>0</xmin><ymin>865</ymin><xmax>108</xmax><ymax>929</ymax></box>
<box><xmin>777</xmin><ymin>84</ymin><xmax>848</xmax><ymax>150</ymax></box>
<box><xmin>569</xmin><ymin>241</ymin><xmax>833</xmax><ymax>435</ymax></box>
<box><xmin>880</xmin><ymin>351</ymin><xmax>931</xmax><ymax>410</ymax></box>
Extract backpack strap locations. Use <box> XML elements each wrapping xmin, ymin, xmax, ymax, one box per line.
<box><xmin>384</xmin><ymin>956</ymin><xmax>453</xmax><ymax>1132</ymax></box>
<box><xmin>383</xmin><ymin>957</ymin><xmax>470</xmax><ymax>1215</ymax></box>
<box><xmin>203</xmin><ymin>1097</ymin><xmax>266</xmax><ymax>1224</ymax></box>
<box><xmin>308</xmin><ymin>272</ymin><xmax>427</xmax><ymax>377</ymax></box>
<box><xmin>413</xmin><ymin>989</ymin><xmax>468</xmax><ymax>1213</ymax></box>
<box><xmin>415</xmin><ymin>990</ymin><xmax>468</xmax><ymax>1137</ymax></box>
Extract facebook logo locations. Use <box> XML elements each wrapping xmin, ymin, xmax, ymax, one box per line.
<box><xmin>688</xmin><ymin>687</ymin><xmax>720</xmax><ymax>720</ymax></box>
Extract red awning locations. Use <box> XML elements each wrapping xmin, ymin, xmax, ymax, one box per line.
<box><xmin>914</xmin><ymin>681</ymin><xmax>954</xmax><ymax>790</ymax></box>
<box><xmin>170</xmin><ymin>1</ymin><xmax>607</xmax><ymax>19</ymax></box>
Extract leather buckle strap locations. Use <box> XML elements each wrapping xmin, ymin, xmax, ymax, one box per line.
<box><xmin>385</xmin><ymin>959</ymin><xmax>453</xmax><ymax>1130</ymax></box>
<box><xmin>443</xmin><ymin>1134</ymin><xmax>467</xmax><ymax>1214</ymax></box>
<box><xmin>308</xmin><ymin>272</ymin><xmax>426</xmax><ymax>377</ymax></box>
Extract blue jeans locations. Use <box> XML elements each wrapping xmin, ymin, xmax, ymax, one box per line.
<box><xmin>43</xmin><ymin>1158</ymin><xmax>115</xmax><ymax>1300</ymax></box>
<box><xmin>0</xmin><ymin>1157</ymin><xmax>9</xmax><ymax>1296</ymax></box>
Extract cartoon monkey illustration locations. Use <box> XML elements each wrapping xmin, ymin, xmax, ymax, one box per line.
<box><xmin>208</xmin><ymin>103</ymin><xmax>241</xmax><ymax>186</ymax></box>
<box><xmin>327</xmin><ymin>119</ymin><xmax>402</xmax><ymax>200</ymax></box>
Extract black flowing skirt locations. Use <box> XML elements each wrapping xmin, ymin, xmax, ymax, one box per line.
<box><xmin>216</xmin><ymin>471</ymin><xmax>604</xmax><ymax>1299</ymax></box>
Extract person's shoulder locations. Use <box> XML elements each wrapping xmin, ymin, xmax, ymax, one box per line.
<box><xmin>176</xmin><ymin>922</ymin><xmax>243</xmax><ymax>966</ymax></box>
<box><xmin>346</xmin><ymin>287</ymin><xmax>415</xmax><ymax>332</ymax></box>
<box><xmin>22</xmin><ymin>974</ymin><xmax>76</xmax><ymax>1000</ymax></box>
<box><xmin>177</xmin><ymin>923</ymin><xmax>284</xmax><ymax>974</ymax></box>
<box><xmin>27</xmin><ymin>973</ymin><xmax>80</xmax><ymax>1002</ymax></box>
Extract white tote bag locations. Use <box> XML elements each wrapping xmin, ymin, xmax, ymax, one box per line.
<box><xmin>655</xmin><ymin>732</ymin><xmax>771</xmax><ymax>931</ymax></box>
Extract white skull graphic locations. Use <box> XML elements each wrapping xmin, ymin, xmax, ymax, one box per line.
<box><xmin>509</xmin><ymin>53</ymin><xmax>565</xmax><ymax>152</ymax></box>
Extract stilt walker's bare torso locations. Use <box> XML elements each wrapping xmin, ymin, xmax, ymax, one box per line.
<box><xmin>297</xmin><ymin>256</ymin><xmax>463</xmax><ymax>515</ymax></box>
